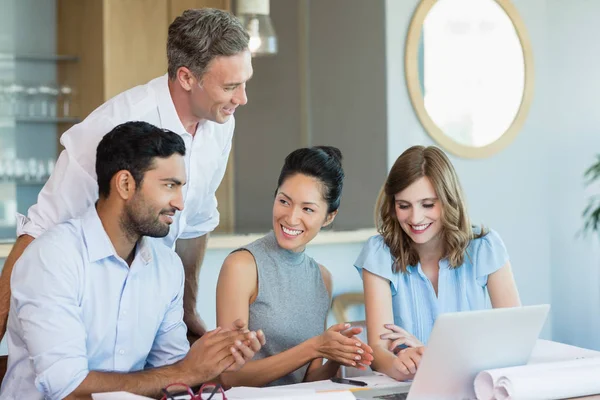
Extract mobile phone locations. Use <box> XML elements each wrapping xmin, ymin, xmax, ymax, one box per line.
<box><xmin>330</xmin><ymin>377</ymin><xmax>368</xmax><ymax>387</ymax></box>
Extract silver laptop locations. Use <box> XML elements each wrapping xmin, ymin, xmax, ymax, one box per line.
<box><xmin>355</xmin><ymin>305</ymin><xmax>550</xmax><ymax>400</ymax></box>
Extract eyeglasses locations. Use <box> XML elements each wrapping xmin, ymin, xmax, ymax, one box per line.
<box><xmin>160</xmin><ymin>382</ymin><xmax>227</xmax><ymax>400</ymax></box>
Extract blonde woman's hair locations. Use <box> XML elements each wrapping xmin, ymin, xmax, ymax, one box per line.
<box><xmin>375</xmin><ymin>145</ymin><xmax>486</xmax><ymax>273</ymax></box>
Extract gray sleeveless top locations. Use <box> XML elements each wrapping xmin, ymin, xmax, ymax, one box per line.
<box><xmin>236</xmin><ymin>231</ymin><xmax>331</xmax><ymax>386</ymax></box>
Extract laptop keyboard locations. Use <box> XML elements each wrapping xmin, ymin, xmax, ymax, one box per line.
<box><xmin>373</xmin><ymin>394</ymin><xmax>409</xmax><ymax>400</ymax></box>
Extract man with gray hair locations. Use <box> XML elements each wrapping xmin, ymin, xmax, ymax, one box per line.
<box><xmin>0</xmin><ymin>8</ymin><xmax>253</xmax><ymax>341</ymax></box>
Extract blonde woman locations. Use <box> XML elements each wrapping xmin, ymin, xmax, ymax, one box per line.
<box><xmin>356</xmin><ymin>145</ymin><xmax>520</xmax><ymax>381</ymax></box>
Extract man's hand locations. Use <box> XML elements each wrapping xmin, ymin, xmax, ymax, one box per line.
<box><xmin>180</xmin><ymin>327</ymin><xmax>248</xmax><ymax>382</ymax></box>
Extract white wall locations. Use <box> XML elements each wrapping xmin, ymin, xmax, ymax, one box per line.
<box><xmin>387</xmin><ymin>0</ymin><xmax>600</xmax><ymax>349</ymax></box>
<box><xmin>547</xmin><ymin>0</ymin><xmax>600</xmax><ymax>350</ymax></box>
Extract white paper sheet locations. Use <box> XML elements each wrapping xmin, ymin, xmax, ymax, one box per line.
<box><xmin>226</xmin><ymin>386</ymin><xmax>354</xmax><ymax>399</ymax></box>
<box><xmin>226</xmin><ymin>387</ymin><xmax>316</xmax><ymax>399</ymax></box>
<box><xmin>276</xmin><ymin>372</ymin><xmax>408</xmax><ymax>393</ymax></box>
<box><xmin>349</xmin><ymin>372</ymin><xmax>407</xmax><ymax>388</ymax></box>
<box><xmin>474</xmin><ymin>357</ymin><xmax>600</xmax><ymax>400</ymax></box>
<box><xmin>529</xmin><ymin>339</ymin><xmax>600</xmax><ymax>364</ymax></box>
<box><xmin>92</xmin><ymin>392</ymin><xmax>154</xmax><ymax>400</ymax></box>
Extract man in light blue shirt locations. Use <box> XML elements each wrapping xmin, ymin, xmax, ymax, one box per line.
<box><xmin>0</xmin><ymin>122</ymin><xmax>263</xmax><ymax>399</ymax></box>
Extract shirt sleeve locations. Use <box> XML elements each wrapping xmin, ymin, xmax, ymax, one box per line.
<box><xmin>16</xmin><ymin>117</ymin><xmax>112</xmax><ymax>238</ymax></box>
<box><xmin>354</xmin><ymin>235</ymin><xmax>398</xmax><ymax>295</ymax></box>
<box><xmin>474</xmin><ymin>229</ymin><xmax>510</xmax><ymax>287</ymax></box>
<box><xmin>145</xmin><ymin>255</ymin><xmax>190</xmax><ymax>368</ymax></box>
<box><xmin>10</xmin><ymin>233</ymin><xmax>89</xmax><ymax>400</ymax></box>
<box><xmin>179</xmin><ymin>118</ymin><xmax>234</xmax><ymax>239</ymax></box>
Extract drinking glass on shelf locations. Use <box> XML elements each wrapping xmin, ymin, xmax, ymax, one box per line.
<box><xmin>14</xmin><ymin>159</ymin><xmax>25</xmax><ymax>180</ymax></box>
<box><xmin>0</xmin><ymin>81</ymin><xmax>11</xmax><ymax>117</ymax></box>
<box><xmin>4</xmin><ymin>159</ymin><xmax>15</xmax><ymax>181</ymax></box>
<box><xmin>6</xmin><ymin>83</ymin><xmax>25</xmax><ymax>117</ymax></box>
<box><xmin>24</xmin><ymin>85</ymin><xmax>40</xmax><ymax>117</ymax></box>
<box><xmin>26</xmin><ymin>158</ymin><xmax>38</xmax><ymax>181</ymax></box>
<box><xmin>59</xmin><ymin>84</ymin><xmax>73</xmax><ymax>117</ymax></box>
<box><xmin>0</xmin><ymin>159</ymin><xmax>6</xmax><ymax>181</ymax></box>
<box><xmin>38</xmin><ymin>83</ymin><xmax>59</xmax><ymax>118</ymax></box>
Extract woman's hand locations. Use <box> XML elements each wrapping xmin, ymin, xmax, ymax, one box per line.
<box><xmin>380</xmin><ymin>324</ymin><xmax>423</xmax><ymax>352</ymax></box>
<box><xmin>312</xmin><ymin>323</ymin><xmax>374</xmax><ymax>369</ymax></box>
<box><xmin>223</xmin><ymin>321</ymin><xmax>266</xmax><ymax>372</ymax></box>
<box><xmin>392</xmin><ymin>346</ymin><xmax>425</xmax><ymax>376</ymax></box>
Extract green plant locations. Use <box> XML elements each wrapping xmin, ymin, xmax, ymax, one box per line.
<box><xmin>583</xmin><ymin>154</ymin><xmax>600</xmax><ymax>235</ymax></box>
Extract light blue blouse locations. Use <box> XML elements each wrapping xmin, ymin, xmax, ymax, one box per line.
<box><xmin>355</xmin><ymin>229</ymin><xmax>509</xmax><ymax>345</ymax></box>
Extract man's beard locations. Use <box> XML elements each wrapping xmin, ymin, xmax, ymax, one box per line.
<box><xmin>121</xmin><ymin>201</ymin><xmax>174</xmax><ymax>239</ymax></box>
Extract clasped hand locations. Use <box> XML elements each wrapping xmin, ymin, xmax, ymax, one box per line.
<box><xmin>380</xmin><ymin>324</ymin><xmax>425</xmax><ymax>376</ymax></box>
<box><xmin>314</xmin><ymin>323</ymin><xmax>374</xmax><ymax>369</ymax></box>
<box><xmin>393</xmin><ymin>346</ymin><xmax>424</xmax><ymax>375</ymax></box>
<box><xmin>182</xmin><ymin>319</ymin><xmax>266</xmax><ymax>382</ymax></box>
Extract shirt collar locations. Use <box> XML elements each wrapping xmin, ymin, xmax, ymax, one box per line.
<box><xmin>82</xmin><ymin>206</ymin><xmax>153</xmax><ymax>266</ymax></box>
<box><xmin>154</xmin><ymin>74</ymin><xmax>190</xmax><ymax>135</ymax></box>
<box><xmin>154</xmin><ymin>73</ymin><xmax>208</xmax><ymax>137</ymax></box>
<box><xmin>82</xmin><ymin>206</ymin><xmax>118</xmax><ymax>263</ymax></box>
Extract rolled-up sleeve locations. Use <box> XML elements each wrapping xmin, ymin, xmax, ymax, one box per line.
<box><xmin>11</xmin><ymin>237</ymin><xmax>89</xmax><ymax>400</ymax></box>
<box><xmin>145</xmin><ymin>257</ymin><xmax>189</xmax><ymax>368</ymax></box>
<box><xmin>16</xmin><ymin>117</ymin><xmax>111</xmax><ymax>238</ymax></box>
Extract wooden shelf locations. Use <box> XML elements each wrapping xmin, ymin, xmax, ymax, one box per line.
<box><xmin>0</xmin><ymin>179</ymin><xmax>48</xmax><ymax>185</ymax></box>
<box><xmin>0</xmin><ymin>53</ymin><xmax>79</xmax><ymax>62</ymax></box>
<box><xmin>15</xmin><ymin>117</ymin><xmax>80</xmax><ymax>124</ymax></box>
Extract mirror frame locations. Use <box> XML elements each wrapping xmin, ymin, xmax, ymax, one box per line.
<box><xmin>405</xmin><ymin>0</ymin><xmax>534</xmax><ymax>159</ymax></box>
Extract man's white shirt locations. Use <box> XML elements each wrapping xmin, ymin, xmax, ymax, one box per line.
<box><xmin>17</xmin><ymin>74</ymin><xmax>235</xmax><ymax>247</ymax></box>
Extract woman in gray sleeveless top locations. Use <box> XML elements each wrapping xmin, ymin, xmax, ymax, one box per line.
<box><xmin>216</xmin><ymin>147</ymin><xmax>374</xmax><ymax>387</ymax></box>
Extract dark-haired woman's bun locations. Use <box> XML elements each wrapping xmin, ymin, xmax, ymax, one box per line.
<box><xmin>315</xmin><ymin>146</ymin><xmax>342</xmax><ymax>164</ymax></box>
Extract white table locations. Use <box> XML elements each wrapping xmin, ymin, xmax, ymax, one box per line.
<box><xmin>95</xmin><ymin>340</ymin><xmax>600</xmax><ymax>399</ymax></box>
<box><xmin>275</xmin><ymin>340</ymin><xmax>600</xmax><ymax>399</ymax></box>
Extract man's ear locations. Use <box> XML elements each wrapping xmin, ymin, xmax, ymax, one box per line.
<box><xmin>322</xmin><ymin>210</ymin><xmax>338</xmax><ymax>228</ymax></box>
<box><xmin>176</xmin><ymin>66</ymin><xmax>198</xmax><ymax>91</ymax></box>
<box><xmin>113</xmin><ymin>170</ymin><xmax>136</xmax><ymax>200</ymax></box>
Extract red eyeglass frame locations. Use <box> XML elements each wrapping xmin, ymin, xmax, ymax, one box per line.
<box><xmin>160</xmin><ymin>382</ymin><xmax>227</xmax><ymax>400</ymax></box>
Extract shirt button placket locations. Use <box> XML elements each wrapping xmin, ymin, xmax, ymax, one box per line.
<box><xmin>116</xmin><ymin>274</ymin><xmax>131</xmax><ymax>369</ymax></box>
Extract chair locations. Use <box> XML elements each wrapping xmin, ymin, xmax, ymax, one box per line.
<box><xmin>331</xmin><ymin>292</ymin><xmax>365</xmax><ymax>324</ymax></box>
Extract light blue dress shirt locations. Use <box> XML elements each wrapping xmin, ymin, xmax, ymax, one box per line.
<box><xmin>355</xmin><ymin>229</ymin><xmax>509</xmax><ymax>345</ymax></box>
<box><xmin>0</xmin><ymin>207</ymin><xmax>189</xmax><ymax>400</ymax></box>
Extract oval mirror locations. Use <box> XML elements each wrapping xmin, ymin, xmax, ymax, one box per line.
<box><xmin>405</xmin><ymin>0</ymin><xmax>533</xmax><ymax>158</ymax></box>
